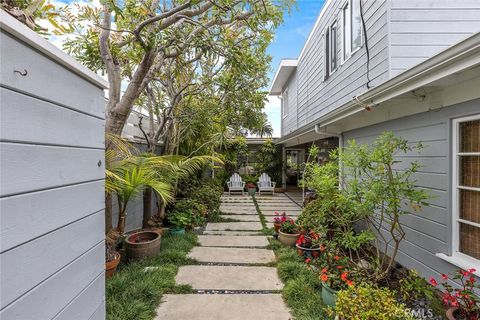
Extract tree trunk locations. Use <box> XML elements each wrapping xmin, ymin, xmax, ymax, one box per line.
<box><xmin>143</xmin><ymin>188</ymin><xmax>153</xmax><ymax>228</ymax></box>
<box><xmin>116</xmin><ymin>203</ymin><xmax>126</xmax><ymax>235</ymax></box>
<box><xmin>105</xmin><ymin>191</ymin><xmax>113</xmax><ymax>233</ymax></box>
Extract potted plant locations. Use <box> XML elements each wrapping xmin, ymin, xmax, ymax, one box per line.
<box><xmin>273</xmin><ymin>212</ymin><xmax>287</xmax><ymax>233</ymax></box>
<box><xmin>278</xmin><ymin>216</ymin><xmax>299</xmax><ymax>246</ymax></box>
<box><xmin>105</xmin><ymin>243</ymin><xmax>121</xmax><ymax>278</ymax></box>
<box><xmin>296</xmin><ymin>230</ymin><xmax>321</xmax><ymax>259</ymax></box>
<box><xmin>168</xmin><ymin>210</ymin><xmax>192</xmax><ymax>235</ymax></box>
<box><xmin>430</xmin><ymin>268</ymin><xmax>479</xmax><ymax>320</ymax></box>
<box><xmin>245</xmin><ymin>182</ymin><xmax>256</xmax><ymax>195</ymax></box>
<box><xmin>318</xmin><ymin>243</ymin><xmax>355</xmax><ymax>307</ymax></box>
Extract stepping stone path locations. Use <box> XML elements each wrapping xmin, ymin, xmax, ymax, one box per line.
<box><xmin>155</xmin><ymin>193</ymin><xmax>298</xmax><ymax>320</ymax></box>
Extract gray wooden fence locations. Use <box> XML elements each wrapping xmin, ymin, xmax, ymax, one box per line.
<box><xmin>0</xmin><ymin>11</ymin><xmax>108</xmax><ymax>320</ymax></box>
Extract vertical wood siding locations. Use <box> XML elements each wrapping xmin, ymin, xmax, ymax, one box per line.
<box><xmin>343</xmin><ymin>98</ymin><xmax>480</xmax><ymax>280</ymax></box>
<box><xmin>0</xmin><ymin>29</ymin><xmax>106</xmax><ymax>319</ymax></box>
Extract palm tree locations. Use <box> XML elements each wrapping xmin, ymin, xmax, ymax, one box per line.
<box><xmin>251</xmin><ymin>118</ymin><xmax>273</xmax><ymax>138</ymax></box>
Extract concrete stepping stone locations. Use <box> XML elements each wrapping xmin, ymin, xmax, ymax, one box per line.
<box><xmin>205</xmin><ymin>222</ymin><xmax>262</xmax><ymax>231</ymax></box>
<box><xmin>203</xmin><ymin>230</ymin><xmax>263</xmax><ymax>236</ymax></box>
<box><xmin>219</xmin><ymin>215</ymin><xmax>259</xmax><ymax>222</ymax></box>
<box><xmin>198</xmin><ymin>235</ymin><xmax>268</xmax><ymax>247</ymax></box>
<box><xmin>220</xmin><ymin>210</ymin><xmax>258</xmax><ymax>215</ymax></box>
<box><xmin>188</xmin><ymin>247</ymin><xmax>275</xmax><ymax>264</ymax></box>
<box><xmin>155</xmin><ymin>294</ymin><xmax>291</xmax><ymax>320</ymax></box>
<box><xmin>176</xmin><ymin>265</ymin><xmax>283</xmax><ymax>290</ymax></box>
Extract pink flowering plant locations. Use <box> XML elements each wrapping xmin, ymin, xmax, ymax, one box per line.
<box><xmin>279</xmin><ymin>217</ymin><xmax>297</xmax><ymax>234</ymax></box>
<box><xmin>273</xmin><ymin>211</ymin><xmax>287</xmax><ymax>224</ymax></box>
<box><xmin>430</xmin><ymin>268</ymin><xmax>479</xmax><ymax>320</ymax></box>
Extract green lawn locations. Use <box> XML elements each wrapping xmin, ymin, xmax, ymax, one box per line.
<box><xmin>106</xmin><ymin>233</ymin><xmax>198</xmax><ymax>320</ymax></box>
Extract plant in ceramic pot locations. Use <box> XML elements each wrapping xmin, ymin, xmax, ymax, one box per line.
<box><xmin>273</xmin><ymin>211</ymin><xmax>287</xmax><ymax>233</ymax></box>
<box><xmin>278</xmin><ymin>216</ymin><xmax>299</xmax><ymax>246</ymax></box>
<box><xmin>105</xmin><ymin>242</ymin><xmax>121</xmax><ymax>278</ymax></box>
<box><xmin>168</xmin><ymin>210</ymin><xmax>192</xmax><ymax>235</ymax></box>
<box><xmin>296</xmin><ymin>230</ymin><xmax>321</xmax><ymax>259</ymax></box>
<box><xmin>317</xmin><ymin>243</ymin><xmax>356</xmax><ymax>307</ymax></box>
<box><xmin>430</xmin><ymin>268</ymin><xmax>479</xmax><ymax>320</ymax></box>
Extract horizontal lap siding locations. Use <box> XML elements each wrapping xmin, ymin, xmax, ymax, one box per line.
<box><xmin>389</xmin><ymin>0</ymin><xmax>480</xmax><ymax>76</ymax></box>
<box><xmin>282</xmin><ymin>71</ymin><xmax>298</xmax><ymax>136</ymax></box>
<box><xmin>284</xmin><ymin>0</ymin><xmax>390</xmax><ymax>133</ymax></box>
<box><xmin>343</xmin><ymin>98</ymin><xmax>480</xmax><ymax>280</ymax></box>
<box><xmin>0</xmin><ymin>29</ymin><xmax>105</xmax><ymax>319</ymax></box>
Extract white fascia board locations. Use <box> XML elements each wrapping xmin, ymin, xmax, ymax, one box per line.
<box><xmin>0</xmin><ymin>10</ymin><xmax>109</xmax><ymax>89</ymax></box>
<box><xmin>268</xmin><ymin>59</ymin><xmax>297</xmax><ymax>95</ymax></box>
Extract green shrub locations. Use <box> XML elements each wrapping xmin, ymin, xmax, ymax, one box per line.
<box><xmin>328</xmin><ymin>285</ymin><xmax>414</xmax><ymax>320</ymax></box>
<box><xmin>179</xmin><ymin>178</ymin><xmax>223</xmax><ymax>213</ymax></box>
<box><xmin>173</xmin><ymin>199</ymin><xmax>207</xmax><ymax>227</ymax></box>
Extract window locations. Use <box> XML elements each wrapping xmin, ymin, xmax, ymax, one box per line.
<box><xmin>324</xmin><ymin>21</ymin><xmax>337</xmax><ymax>80</ymax></box>
<box><xmin>343</xmin><ymin>0</ymin><xmax>362</xmax><ymax>61</ymax></box>
<box><xmin>452</xmin><ymin>115</ymin><xmax>480</xmax><ymax>263</ymax></box>
<box><xmin>282</xmin><ymin>89</ymin><xmax>289</xmax><ymax>118</ymax></box>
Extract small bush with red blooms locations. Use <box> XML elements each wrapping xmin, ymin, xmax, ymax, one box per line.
<box><xmin>317</xmin><ymin>242</ymin><xmax>356</xmax><ymax>290</ymax></box>
<box><xmin>279</xmin><ymin>216</ymin><xmax>297</xmax><ymax>234</ymax></box>
<box><xmin>296</xmin><ymin>230</ymin><xmax>320</xmax><ymax>249</ymax></box>
<box><xmin>273</xmin><ymin>211</ymin><xmax>288</xmax><ymax>224</ymax></box>
<box><xmin>430</xmin><ymin>268</ymin><xmax>479</xmax><ymax>320</ymax></box>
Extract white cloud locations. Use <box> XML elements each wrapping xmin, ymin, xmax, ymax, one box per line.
<box><xmin>264</xmin><ymin>96</ymin><xmax>281</xmax><ymax>137</ymax></box>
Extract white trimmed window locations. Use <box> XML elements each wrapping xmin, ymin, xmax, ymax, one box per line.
<box><xmin>282</xmin><ymin>89</ymin><xmax>289</xmax><ymax>118</ymax></box>
<box><xmin>452</xmin><ymin>114</ymin><xmax>480</xmax><ymax>264</ymax></box>
<box><xmin>342</xmin><ymin>0</ymin><xmax>362</xmax><ymax>61</ymax></box>
<box><xmin>324</xmin><ymin>21</ymin><xmax>337</xmax><ymax>80</ymax></box>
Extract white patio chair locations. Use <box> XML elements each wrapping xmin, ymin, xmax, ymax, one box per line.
<box><xmin>258</xmin><ymin>173</ymin><xmax>276</xmax><ymax>195</ymax></box>
<box><xmin>227</xmin><ymin>173</ymin><xmax>246</xmax><ymax>195</ymax></box>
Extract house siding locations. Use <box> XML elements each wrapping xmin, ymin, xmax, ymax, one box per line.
<box><xmin>0</xmin><ymin>27</ymin><xmax>105</xmax><ymax>320</ymax></box>
<box><xmin>283</xmin><ymin>0</ymin><xmax>390</xmax><ymax>135</ymax></box>
<box><xmin>343</xmin><ymin>98</ymin><xmax>480</xmax><ymax>280</ymax></box>
<box><xmin>389</xmin><ymin>0</ymin><xmax>480</xmax><ymax>77</ymax></box>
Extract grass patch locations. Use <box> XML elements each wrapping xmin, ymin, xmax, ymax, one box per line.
<box><xmin>270</xmin><ymin>238</ymin><xmax>331</xmax><ymax>320</ymax></box>
<box><xmin>251</xmin><ymin>194</ymin><xmax>275</xmax><ymax>236</ymax></box>
<box><xmin>106</xmin><ymin>233</ymin><xmax>197</xmax><ymax>320</ymax></box>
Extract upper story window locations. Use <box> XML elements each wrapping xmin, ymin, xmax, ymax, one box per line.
<box><xmin>343</xmin><ymin>0</ymin><xmax>363</xmax><ymax>61</ymax></box>
<box><xmin>452</xmin><ymin>115</ymin><xmax>480</xmax><ymax>263</ymax></box>
<box><xmin>324</xmin><ymin>21</ymin><xmax>337</xmax><ymax>80</ymax></box>
<box><xmin>282</xmin><ymin>89</ymin><xmax>289</xmax><ymax>118</ymax></box>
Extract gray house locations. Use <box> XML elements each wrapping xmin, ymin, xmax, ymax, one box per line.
<box><xmin>269</xmin><ymin>0</ymin><xmax>480</xmax><ymax>281</ymax></box>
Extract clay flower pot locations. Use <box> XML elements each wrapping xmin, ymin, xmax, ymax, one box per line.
<box><xmin>125</xmin><ymin>230</ymin><xmax>161</xmax><ymax>261</ymax></box>
<box><xmin>296</xmin><ymin>244</ymin><xmax>321</xmax><ymax>259</ymax></box>
<box><xmin>273</xmin><ymin>222</ymin><xmax>282</xmax><ymax>233</ymax></box>
<box><xmin>278</xmin><ymin>230</ymin><xmax>299</xmax><ymax>246</ymax></box>
<box><xmin>446</xmin><ymin>307</ymin><xmax>459</xmax><ymax>320</ymax></box>
<box><xmin>105</xmin><ymin>251</ymin><xmax>121</xmax><ymax>278</ymax></box>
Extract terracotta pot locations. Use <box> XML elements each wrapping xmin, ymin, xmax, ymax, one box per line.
<box><xmin>296</xmin><ymin>244</ymin><xmax>321</xmax><ymax>259</ymax></box>
<box><xmin>278</xmin><ymin>230</ymin><xmax>299</xmax><ymax>246</ymax></box>
<box><xmin>446</xmin><ymin>307</ymin><xmax>459</xmax><ymax>320</ymax></box>
<box><xmin>105</xmin><ymin>251</ymin><xmax>121</xmax><ymax>278</ymax></box>
<box><xmin>321</xmin><ymin>282</ymin><xmax>338</xmax><ymax>307</ymax></box>
<box><xmin>125</xmin><ymin>231</ymin><xmax>161</xmax><ymax>261</ymax></box>
<box><xmin>273</xmin><ymin>222</ymin><xmax>281</xmax><ymax>233</ymax></box>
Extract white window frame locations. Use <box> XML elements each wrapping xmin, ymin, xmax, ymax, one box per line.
<box><xmin>282</xmin><ymin>89</ymin><xmax>289</xmax><ymax>119</ymax></box>
<box><xmin>323</xmin><ymin>20</ymin><xmax>337</xmax><ymax>81</ymax></box>
<box><xmin>342</xmin><ymin>0</ymin><xmax>363</xmax><ymax>64</ymax></box>
<box><xmin>449</xmin><ymin>114</ymin><xmax>480</xmax><ymax>270</ymax></box>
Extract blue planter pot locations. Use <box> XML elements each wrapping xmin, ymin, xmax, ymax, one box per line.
<box><xmin>247</xmin><ymin>188</ymin><xmax>256</xmax><ymax>195</ymax></box>
<box><xmin>170</xmin><ymin>228</ymin><xmax>185</xmax><ymax>236</ymax></box>
<box><xmin>321</xmin><ymin>282</ymin><xmax>337</xmax><ymax>307</ymax></box>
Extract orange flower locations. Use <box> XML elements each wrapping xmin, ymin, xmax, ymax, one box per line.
<box><xmin>341</xmin><ymin>272</ymin><xmax>348</xmax><ymax>281</ymax></box>
<box><xmin>346</xmin><ymin>280</ymin><xmax>354</xmax><ymax>287</ymax></box>
<box><xmin>320</xmin><ymin>274</ymin><xmax>328</xmax><ymax>282</ymax></box>
<box><xmin>320</xmin><ymin>244</ymin><xmax>326</xmax><ymax>252</ymax></box>
<box><xmin>321</xmin><ymin>268</ymin><xmax>328</xmax><ymax>273</ymax></box>
<box><xmin>334</xmin><ymin>255</ymin><xmax>339</xmax><ymax>261</ymax></box>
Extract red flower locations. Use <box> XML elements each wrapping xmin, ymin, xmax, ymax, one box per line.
<box><xmin>334</xmin><ymin>255</ymin><xmax>339</xmax><ymax>261</ymax></box>
<box><xmin>468</xmin><ymin>268</ymin><xmax>476</xmax><ymax>274</ymax></box>
<box><xmin>441</xmin><ymin>274</ymin><xmax>448</xmax><ymax>280</ymax></box>
<box><xmin>320</xmin><ymin>244</ymin><xmax>326</xmax><ymax>252</ymax></box>
<box><xmin>336</xmin><ymin>265</ymin><xmax>344</xmax><ymax>269</ymax></box>
<box><xmin>305</xmin><ymin>257</ymin><xmax>312</xmax><ymax>264</ymax></box>
<box><xmin>341</xmin><ymin>272</ymin><xmax>348</xmax><ymax>281</ymax></box>
<box><xmin>320</xmin><ymin>274</ymin><xmax>328</xmax><ymax>282</ymax></box>
<box><xmin>429</xmin><ymin>278</ymin><xmax>438</xmax><ymax>286</ymax></box>
<box><xmin>346</xmin><ymin>280</ymin><xmax>354</xmax><ymax>287</ymax></box>
<box><xmin>321</xmin><ymin>268</ymin><xmax>328</xmax><ymax>273</ymax></box>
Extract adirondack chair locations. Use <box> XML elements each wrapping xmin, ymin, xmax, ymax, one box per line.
<box><xmin>258</xmin><ymin>173</ymin><xmax>276</xmax><ymax>195</ymax></box>
<box><xmin>227</xmin><ymin>173</ymin><xmax>246</xmax><ymax>195</ymax></box>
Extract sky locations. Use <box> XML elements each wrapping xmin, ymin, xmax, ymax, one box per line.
<box><xmin>265</xmin><ymin>0</ymin><xmax>325</xmax><ymax>137</ymax></box>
